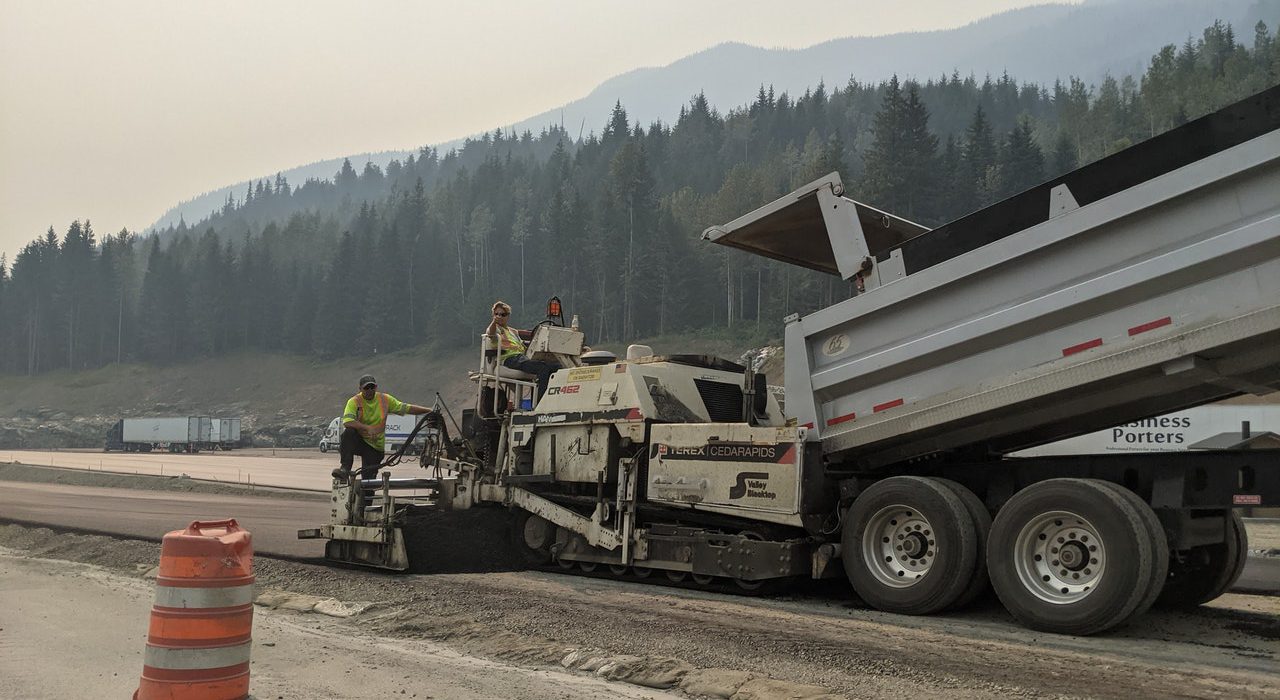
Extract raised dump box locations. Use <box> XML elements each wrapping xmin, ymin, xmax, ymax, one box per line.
<box><xmin>705</xmin><ymin>85</ymin><xmax>1280</xmax><ymax>471</ymax></box>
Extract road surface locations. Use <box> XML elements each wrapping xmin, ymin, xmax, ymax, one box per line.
<box><xmin>0</xmin><ymin>481</ymin><xmax>328</xmax><ymax>558</ymax></box>
<box><xmin>1</xmin><ymin>448</ymin><xmax>333</xmax><ymax>490</ymax></box>
<box><xmin>1239</xmin><ymin>555</ymin><xmax>1280</xmax><ymax>594</ymax></box>
<box><xmin>0</xmin><ymin>448</ymin><xmax>430</xmax><ymax>491</ymax></box>
<box><xmin>1</xmin><ymin>477</ymin><xmax>1275</xmax><ymax>592</ymax></box>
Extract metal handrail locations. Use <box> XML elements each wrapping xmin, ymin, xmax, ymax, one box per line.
<box><xmin>477</xmin><ymin>333</ymin><xmax>537</xmax><ymax>417</ymax></box>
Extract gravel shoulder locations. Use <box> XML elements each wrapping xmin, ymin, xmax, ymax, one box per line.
<box><xmin>0</xmin><ymin>548</ymin><xmax>683</xmax><ymax>700</ymax></box>
<box><xmin>2</xmin><ymin>523</ymin><xmax>1277</xmax><ymax>700</ymax></box>
<box><xmin>1248</xmin><ymin>519</ymin><xmax>1280</xmax><ymax>553</ymax></box>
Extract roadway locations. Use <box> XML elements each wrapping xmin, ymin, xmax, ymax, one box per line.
<box><xmin>1239</xmin><ymin>555</ymin><xmax>1280</xmax><ymax>594</ymax></box>
<box><xmin>0</xmin><ymin>479</ymin><xmax>1274</xmax><ymax>594</ymax></box>
<box><xmin>0</xmin><ymin>448</ymin><xmax>433</xmax><ymax>491</ymax></box>
<box><xmin>0</xmin><ymin>481</ymin><xmax>328</xmax><ymax>558</ymax></box>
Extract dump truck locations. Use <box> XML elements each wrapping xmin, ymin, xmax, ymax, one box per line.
<box><xmin>301</xmin><ymin>85</ymin><xmax>1280</xmax><ymax>635</ymax></box>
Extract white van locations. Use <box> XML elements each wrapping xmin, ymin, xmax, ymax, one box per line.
<box><xmin>319</xmin><ymin>414</ymin><xmax>422</xmax><ymax>454</ymax></box>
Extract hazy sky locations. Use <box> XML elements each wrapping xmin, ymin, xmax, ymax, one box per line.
<box><xmin>1</xmin><ymin>0</ymin><xmax>1058</xmax><ymax>259</ymax></box>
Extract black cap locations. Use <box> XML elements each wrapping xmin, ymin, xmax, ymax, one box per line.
<box><xmin>358</xmin><ymin>374</ymin><xmax>376</xmax><ymax>389</ymax></box>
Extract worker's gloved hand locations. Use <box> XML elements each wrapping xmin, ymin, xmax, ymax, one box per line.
<box><xmin>425</xmin><ymin>411</ymin><xmax>444</xmax><ymax>428</ymax></box>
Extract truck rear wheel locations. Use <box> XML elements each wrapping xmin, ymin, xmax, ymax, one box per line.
<box><xmin>1096</xmin><ymin>482</ymin><xmax>1168</xmax><ymax>623</ymax></box>
<box><xmin>1157</xmin><ymin>510</ymin><xmax>1247</xmax><ymax>608</ymax></box>
<box><xmin>843</xmin><ymin>476</ymin><xmax>978</xmax><ymax>615</ymax></box>
<box><xmin>934</xmin><ymin>478</ymin><xmax>992</xmax><ymax>610</ymax></box>
<box><xmin>988</xmin><ymin>479</ymin><xmax>1157</xmax><ymax>635</ymax></box>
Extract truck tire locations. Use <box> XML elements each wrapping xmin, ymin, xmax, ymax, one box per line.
<box><xmin>1157</xmin><ymin>510</ymin><xmax>1248</xmax><ymax>608</ymax></box>
<box><xmin>1096</xmin><ymin>482</ymin><xmax>1169</xmax><ymax>623</ymax></box>
<box><xmin>988</xmin><ymin>479</ymin><xmax>1156</xmax><ymax>635</ymax></box>
<box><xmin>842</xmin><ymin>476</ymin><xmax>977</xmax><ymax>615</ymax></box>
<box><xmin>934</xmin><ymin>478</ymin><xmax>992</xmax><ymax>610</ymax></box>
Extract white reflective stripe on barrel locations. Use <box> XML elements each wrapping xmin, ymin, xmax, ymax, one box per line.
<box><xmin>144</xmin><ymin>641</ymin><xmax>252</xmax><ymax>670</ymax></box>
<box><xmin>153</xmin><ymin>583</ymin><xmax>254</xmax><ymax>609</ymax></box>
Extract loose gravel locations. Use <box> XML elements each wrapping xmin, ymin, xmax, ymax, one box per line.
<box><xmin>2</xmin><ymin>522</ymin><xmax>1278</xmax><ymax>699</ymax></box>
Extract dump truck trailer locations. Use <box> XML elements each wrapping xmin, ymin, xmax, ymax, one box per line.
<box><xmin>302</xmin><ymin>85</ymin><xmax>1280</xmax><ymax>635</ymax></box>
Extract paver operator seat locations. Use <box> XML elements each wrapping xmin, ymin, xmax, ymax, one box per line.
<box><xmin>473</xmin><ymin>299</ymin><xmax>589</xmax><ymax>418</ymax></box>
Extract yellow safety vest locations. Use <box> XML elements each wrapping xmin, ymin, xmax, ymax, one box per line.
<box><xmin>498</xmin><ymin>325</ymin><xmax>526</xmax><ymax>360</ymax></box>
<box><xmin>354</xmin><ymin>392</ymin><xmax>389</xmax><ymax>434</ymax></box>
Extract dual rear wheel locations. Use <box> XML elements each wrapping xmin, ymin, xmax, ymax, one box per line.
<box><xmin>1157</xmin><ymin>510</ymin><xmax>1248</xmax><ymax>608</ymax></box>
<box><xmin>986</xmin><ymin>479</ymin><xmax>1167</xmax><ymax>635</ymax></box>
<box><xmin>842</xmin><ymin>476</ymin><xmax>983</xmax><ymax>615</ymax></box>
<box><xmin>844</xmin><ymin>477</ymin><xmax>1177</xmax><ymax>635</ymax></box>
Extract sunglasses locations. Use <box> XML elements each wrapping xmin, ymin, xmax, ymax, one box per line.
<box><xmin>362</xmin><ymin>384</ymin><xmax>377</xmax><ymax>390</ymax></box>
<box><xmin>494</xmin><ymin>312</ymin><xmax>509</xmax><ymax>317</ymax></box>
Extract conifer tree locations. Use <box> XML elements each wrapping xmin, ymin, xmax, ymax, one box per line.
<box><xmin>998</xmin><ymin>118</ymin><xmax>1045</xmax><ymax>198</ymax></box>
<box><xmin>1049</xmin><ymin>131</ymin><xmax>1079</xmax><ymax>177</ymax></box>
<box><xmin>962</xmin><ymin>106</ymin><xmax>997</xmax><ymax>207</ymax></box>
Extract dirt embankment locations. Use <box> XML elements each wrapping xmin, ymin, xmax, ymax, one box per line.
<box><xmin>0</xmin><ymin>336</ymin><xmax>782</xmax><ymax>450</ymax></box>
<box><xmin>0</xmin><ymin>347</ymin><xmax>479</xmax><ymax>450</ymax></box>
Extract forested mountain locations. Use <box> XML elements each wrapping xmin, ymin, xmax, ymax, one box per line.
<box><xmin>145</xmin><ymin>0</ymin><xmax>1275</xmax><ymax>233</ymax></box>
<box><xmin>2</xmin><ymin>20</ymin><xmax>1278</xmax><ymax>377</ymax></box>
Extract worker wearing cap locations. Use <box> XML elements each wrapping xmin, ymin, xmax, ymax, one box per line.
<box><xmin>333</xmin><ymin>374</ymin><xmax>433</xmax><ymax>480</ymax></box>
<box><xmin>486</xmin><ymin>301</ymin><xmax>556</xmax><ymax>401</ymax></box>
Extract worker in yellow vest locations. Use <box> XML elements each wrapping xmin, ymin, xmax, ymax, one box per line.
<box><xmin>486</xmin><ymin>300</ymin><xmax>555</xmax><ymax>401</ymax></box>
<box><xmin>333</xmin><ymin>374</ymin><xmax>434</xmax><ymax>480</ymax></box>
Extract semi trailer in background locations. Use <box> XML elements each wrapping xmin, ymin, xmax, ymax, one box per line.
<box><xmin>1017</xmin><ymin>404</ymin><xmax>1280</xmax><ymax>456</ymax></box>
<box><xmin>206</xmin><ymin>417</ymin><xmax>243</xmax><ymax>450</ymax></box>
<box><xmin>104</xmin><ymin>415</ymin><xmax>242</xmax><ymax>452</ymax></box>
<box><xmin>104</xmin><ymin>417</ymin><xmax>207</xmax><ymax>453</ymax></box>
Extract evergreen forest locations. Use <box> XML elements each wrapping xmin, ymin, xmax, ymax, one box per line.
<box><xmin>1</xmin><ymin>20</ymin><xmax>1278</xmax><ymax>375</ymax></box>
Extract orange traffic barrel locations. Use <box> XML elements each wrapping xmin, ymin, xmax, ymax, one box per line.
<box><xmin>135</xmin><ymin>518</ymin><xmax>255</xmax><ymax>700</ymax></box>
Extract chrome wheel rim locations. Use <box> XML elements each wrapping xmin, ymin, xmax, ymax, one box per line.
<box><xmin>862</xmin><ymin>504</ymin><xmax>936</xmax><ymax>588</ymax></box>
<box><xmin>1013</xmin><ymin>510</ymin><xmax>1105</xmax><ymax>604</ymax></box>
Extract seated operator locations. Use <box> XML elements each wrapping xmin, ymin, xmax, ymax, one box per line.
<box><xmin>486</xmin><ymin>300</ymin><xmax>555</xmax><ymax>402</ymax></box>
<box><xmin>332</xmin><ymin>374</ymin><xmax>434</xmax><ymax>480</ymax></box>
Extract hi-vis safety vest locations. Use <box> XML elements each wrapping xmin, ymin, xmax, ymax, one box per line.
<box><xmin>354</xmin><ymin>392</ymin><xmax>389</xmax><ymax>434</ymax></box>
<box><xmin>498</xmin><ymin>325</ymin><xmax>526</xmax><ymax>360</ymax></box>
